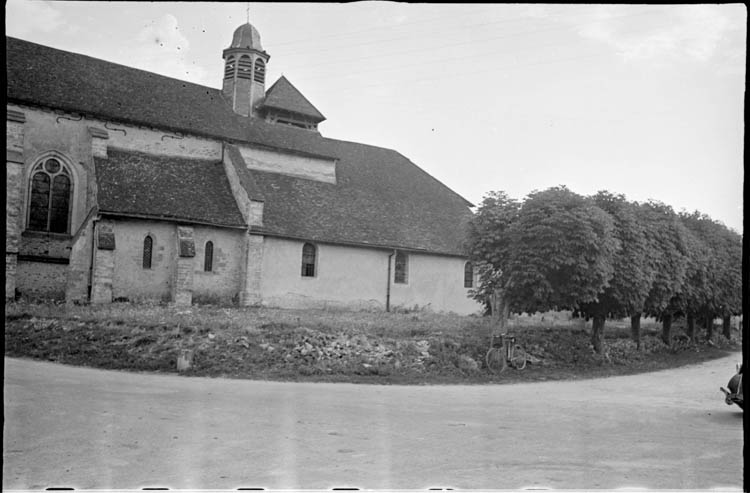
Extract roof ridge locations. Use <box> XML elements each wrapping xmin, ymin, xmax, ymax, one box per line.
<box><xmin>7</xmin><ymin>36</ymin><xmax>224</xmax><ymax>96</ymax></box>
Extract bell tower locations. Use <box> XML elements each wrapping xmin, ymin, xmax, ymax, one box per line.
<box><xmin>222</xmin><ymin>22</ymin><xmax>270</xmax><ymax>117</ymax></box>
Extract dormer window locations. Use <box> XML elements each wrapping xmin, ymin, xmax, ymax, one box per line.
<box><xmin>253</xmin><ymin>58</ymin><xmax>265</xmax><ymax>83</ymax></box>
<box><xmin>237</xmin><ymin>55</ymin><xmax>253</xmax><ymax>80</ymax></box>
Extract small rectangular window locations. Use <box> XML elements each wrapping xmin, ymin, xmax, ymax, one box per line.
<box><xmin>394</xmin><ymin>251</ymin><xmax>408</xmax><ymax>284</ymax></box>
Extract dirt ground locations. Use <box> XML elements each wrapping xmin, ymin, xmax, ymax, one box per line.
<box><xmin>3</xmin><ymin>353</ymin><xmax>743</xmax><ymax>490</ymax></box>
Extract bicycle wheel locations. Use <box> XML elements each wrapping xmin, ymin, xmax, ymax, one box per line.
<box><xmin>509</xmin><ymin>346</ymin><xmax>527</xmax><ymax>370</ymax></box>
<box><xmin>486</xmin><ymin>347</ymin><xmax>508</xmax><ymax>373</ymax></box>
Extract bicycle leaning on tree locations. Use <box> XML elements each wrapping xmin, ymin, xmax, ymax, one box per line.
<box><xmin>485</xmin><ymin>332</ymin><xmax>528</xmax><ymax>373</ymax></box>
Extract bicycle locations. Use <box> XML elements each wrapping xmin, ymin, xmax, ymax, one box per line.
<box><xmin>485</xmin><ymin>332</ymin><xmax>528</xmax><ymax>373</ymax></box>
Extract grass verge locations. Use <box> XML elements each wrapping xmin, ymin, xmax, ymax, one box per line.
<box><xmin>4</xmin><ymin>301</ymin><xmax>741</xmax><ymax>384</ymax></box>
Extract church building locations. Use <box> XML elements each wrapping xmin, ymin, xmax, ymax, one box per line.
<box><xmin>5</xmin><ymin>22</ymin><xmax>481</xmax><ymax>314</ymax></box>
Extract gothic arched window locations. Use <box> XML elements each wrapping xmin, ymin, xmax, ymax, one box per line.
<box><xmin>143</xmin><ymin>236</ymin><xmax>153</xmax><ymax>269</ymax></box>
<box><xmin>204</xmin><ymin>241</ymin><xmax>214</xmax><ymax>272</ymax></box>
<box><xmin>27</xmin><ymin>157</ymin><xmax>72</xmax><ymax>234</ymax></box>
<box><xmin>301</xmin><ymin>243</ymin><xmax>316</xmax><ymax>277</ymax></box>
<box><xmin>253</xmin><ymin>58</ymin><xmax>265</xmax><ymax>83</ymax></box>
<box><xmin>237</xmin><ymin>55</ymin><xmax>253</xmax><ymax>80</ymax></box>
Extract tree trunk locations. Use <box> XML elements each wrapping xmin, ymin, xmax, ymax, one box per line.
<box><xmin>705</xmin><ymin>314</ymin><xmax>714</xmax><ymax>341</ymax></box>
<box><xmin>591</xmin><ymin>315</ymin><xmax>606</xmax><ymax>354</ymax></box>
<box><xmin>722</xmin><ymin>315</ymin><xmax>731</xmax><ymax>340</ymax></box>
<box><xmin>661</xmin><ymin>312</ymin><xmax>673</xmax><ymax>345</ymax></box>
<box><xmin>686</xmin><ymin>312</ymin><xmax>696</xmax><ymax>342</ymax></box>
<box><xmin>630</xmin><ymin>314</ymin><xmax>641</xmax><ymax>349</ymax></box>
<box><xmin>489</xmin><ymin>288</ymin><xmax>509</xmax><ymax>331</ymax></box>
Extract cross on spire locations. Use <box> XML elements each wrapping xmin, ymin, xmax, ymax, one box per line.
<box><xmin>246</xmin><ymin>3</ymin><xmax>250</xmax><ymax>23</ymax></box>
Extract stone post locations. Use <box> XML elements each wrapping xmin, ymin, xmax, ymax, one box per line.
<box><xmin>173</xmin><ymin>226</ymin><xmax>195</xmax><ymax>306</ymax></box>
<box><xmin>90</xmin><ymin>220</ymin><xmax>115</xmax><ymax>303</ymax></box>
<box><xmin>6</xmin><ymin>108</ymin><xmax>26</xmax><ymax>300</ymax></box>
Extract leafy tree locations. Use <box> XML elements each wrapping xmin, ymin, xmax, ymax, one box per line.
<box><xmin>678</xmin><ymin>212</ymin><xmax>743</xmax><ymax>340</ymax></box>
<box><xmin>676</xmin><ymin>212</ymin><xmax>719</xmax><ymax>341</ymax></box>
<box><xmin>466</xmin><ymin>191</ymin><xmax>521</xmax><ymax>328</ymax></box>
<box><xmin>578</xmin><ymin>192</ymin><xmax>652</xmax><ymax>352</ymax></box>
<box><xmin>504</xmin><ymin>186</ymin><xmax>619</xmax><ymax>318</ymax></box>
<box><xmin>638</xmin><ymin>201</ymin><xmax>690</xmax><ymax>344</ymax></box>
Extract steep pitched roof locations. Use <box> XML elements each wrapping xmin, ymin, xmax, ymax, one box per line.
<box><xmin>246</xmin><ymin>141</ymin><xmax>473</xmax><ymax>255</ymax></box>
<box><xmin>7</xmin><ymin>36</ymin><xmax>474</xmax><ymax>255</ymax></box>
<box><xmin>95</xmin><ymin>149</ymin><xmax>246</xmax><ymax>228</ymax></box>
<box><xmin>260</xmin><ymin>76</ymin><xmax>326</xmax><ymax>122</ymax></box>
<box><xmin>6</xmin><ymin>37</ymin><xmax>334</xmax><ymax>159</ymax></box>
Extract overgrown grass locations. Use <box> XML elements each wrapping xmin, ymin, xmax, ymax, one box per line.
<box><xmin>4</xmin><ymin>301</ymin><xmax>741</xmax><ymax>384</ymax></box>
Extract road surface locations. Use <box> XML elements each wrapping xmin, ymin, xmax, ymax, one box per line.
<box><xmin>3</xmin><ymin>354</ymin><xmax>744</xmax><ymax>490</ymax></box>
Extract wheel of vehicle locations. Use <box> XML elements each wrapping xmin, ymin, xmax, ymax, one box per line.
<box><xmin>485</xmin><ymin>347</ymin><xmax>507</xmax><ymax>373</ymax></box>
<box><xmin>510</xmin><ymin>346</ymin><xmax>527</xmax><ymax>370</ymax></box>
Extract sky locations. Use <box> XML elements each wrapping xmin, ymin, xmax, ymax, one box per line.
<box><xmin>5</xmin><ymin>2</ymin><xmax>746</xmax><ymax>233</ymax></box>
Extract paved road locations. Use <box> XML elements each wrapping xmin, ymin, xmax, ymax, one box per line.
<box><xmin>3</xmin><ymin>354</ymin><xmax>744</xmax><ymax>490</ymax></box>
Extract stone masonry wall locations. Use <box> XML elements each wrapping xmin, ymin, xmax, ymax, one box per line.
<box><xmin>16</xmin><ymin>260</ymin><xmax>67</xmax><ymax>299</ymax></box>
<box><xmin>6</xmin><ymin>108</ymin><xmax>25</xmax><ymax>299</ymax></box>
<box><xmin>192</xmin><ymin>226</ymin><xmax>245</xmax><ymax>304</ymax></box>
<box><xmin>65</xmin><ymin>209</ymin><xmax>97</xmax><ymax>304</ymax></box>
<box><xmin>6</xmin><ymin>254</ymin><xmax>18</xmax><ymax>300</ymax></box>
<box><xmin>111</xmin><ymin>220</ymin><xmax>174</xmax><ymax>302</ymax></box>
<box><xmin>90</xmin><ymin>220</ymin><xmax>115</xmax><ymax>304</ymax></box>
<box><xmin>240</xmin><ymin>234</ymin><xmax>264</xmax><ymax>306</ymax></box>
<box><xmin>173</xmin><ymin>226</ymin><xmax>195</xmax><ymax>306</ymax></box>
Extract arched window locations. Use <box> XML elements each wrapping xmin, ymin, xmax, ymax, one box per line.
<box><xmin>464</xmin><ymin>261</ymin><xmax>474</xmax><ymax>288</ymax></box>
<box><xmin>27</xmin><ymin>157</ymin><xmax>72</xmax><ymax>233</ymax></box>
<box><xmin>143</xmin><ymin>236</ymin><xmax>153</xmax><ymax>269</ymax></box>
<box><xmin>237</xmin><ymin>55</ymin><xmax>253</xmax><ymax>80</ymax></box>
<box><xmin>301</xmin><ymin>243</ymin><xmax>316</xmax><ymax>277</ymax></box>
<box><xmin>224</xmin><ymin>56</ymin><xmax>236</xmax><ymax>80</ymax></box>
<box><xmin>204</xmin><ymin>241</ymin><xmax>214</xmax><ymax>272</ymax></box>
<box><xmin>253</xmin><ymin>58</ymin><xmax>265</xmax><ymax>83</ymax></box>
<box><xmin>394</xmin><ymin>251</ymin><xmax>408</xmax><ymax>284</ymax></box>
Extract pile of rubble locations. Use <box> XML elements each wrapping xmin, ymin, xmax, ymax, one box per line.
<box><xmin>253</xmin><ymin>327</ymin><xmax>479</xmax><ymax>374</ymax></box>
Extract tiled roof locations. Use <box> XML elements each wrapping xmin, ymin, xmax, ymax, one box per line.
<box><xmin>6</xmin><ymin>37</ymin><xmax>335</xmax><ymax>159</ymax></box>
<box><xmin>95</xmin><ymin>149</ymin><xmax>246</xmax><ymax>228</ymax></box>
<box><xmin>7</xmin><ymin>36</ymin><xmax>474</xmax><ymax>256</ymax></box>
<box><xmin>260</xmin><ymin>76</ymin><xmax>326</xmax><ymax>122</ymax></box>
<box><xmin>246</xmin><ymin>141</ymin><xmax>474</xmax><ymax>256</ymax></box>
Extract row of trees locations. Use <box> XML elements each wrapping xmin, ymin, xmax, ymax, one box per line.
<box><xmin>467</xmin><ymin>186</ymin><xmax>743</xmax><ymax>353</ymax></box>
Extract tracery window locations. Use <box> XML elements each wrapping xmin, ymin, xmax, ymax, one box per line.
<box><xmin>27</xmin><ymin>157</ymin><xmax>72</xmax><ymax>234</ymax></box>
<box><xmin>204</xmin><ymin>241</ymin><xmax>214</xmax><ymax>272</ymax></box>
<box><xmin>301</xmin><ymin>243</ymin><xmax>316</xmax><ymax>277</ymax></box>
<box><xmin>253</xmin><ymin>58</ymin><xmax>265</xmax><ymax>83</ymax></box>
<box><xmin>143</xmin><ymin>236</ymin><xmax>153</xmax><ymax>269</ymax></box>
<box><xmin>394</xmin><ymin>251</ymin><xmax>408</xmax><ymax>284</ymax></box>
<box><xmin>464</xmin><ymin>262</ymin><xmax>474</xmax><ymax>288</ymax></box>
<box><xmin>237</xmin><ymin>55</ymin><xmax>253</xmax><ymax>80</ymax></box>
